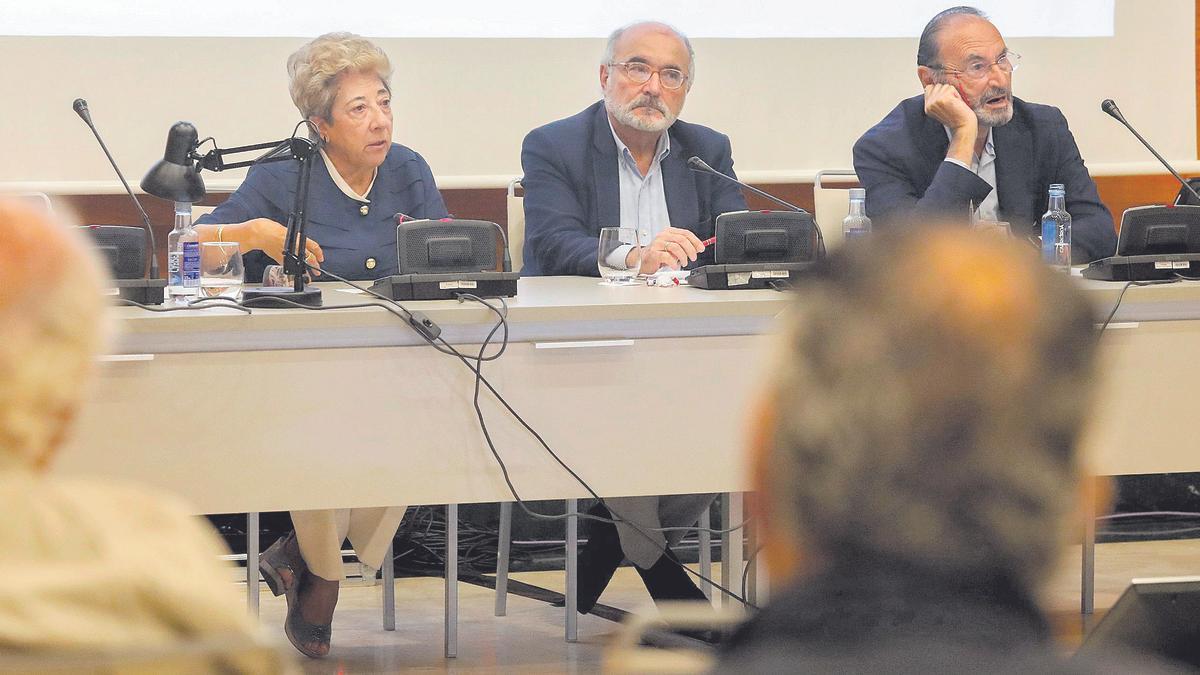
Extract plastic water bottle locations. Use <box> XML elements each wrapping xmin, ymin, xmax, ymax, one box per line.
<box><xmin>842</xmin><ymin>188</ymin><xmax>872</xmax><ymax>241</ymax></box>
<box><xmin>1041</xmin><ymin>184</ymin><xmax>1072</xmax><ymax>269</ymax></box>
<box><xmin>167</xmin><ymin>201</ymin><xmax>200</xmax><ymax>302</ymax></box>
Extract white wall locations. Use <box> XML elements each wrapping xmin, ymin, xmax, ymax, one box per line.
<box><xmin>0</xmin><ymin>0</ymin><xmax>1192</xmax><ymax>193</ymax></box>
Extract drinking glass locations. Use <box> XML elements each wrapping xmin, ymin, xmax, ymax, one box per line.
<box><xmin>973</xmin><ymin>220</ymin><xmax>1013</xmax><ymax>238</ymax></box>
<box><xmin>199</xmin><ymin>241</ymin><xmax>244</xmax><ymax>298</ymax></box>
<box><xmin>597</xmin><ymin>227</ymin><xmax>642</xmax><ymax>286</ymax></box>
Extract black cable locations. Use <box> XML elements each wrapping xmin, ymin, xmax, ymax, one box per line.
<box><xmin>139</xmin><ymin>266</ymin><xmax>756</xmax><ymax>606</ymax></box>
<box><xmin>741</xmin><ymin>544</ymin><xmax>765</xmax><ymax>602</ymax></box>
<box><xmin>115</xmin><ymin>296</ymin><xmax>252</xmax><ymax>313</ymax></box>
<box><xmin>1097</xmin><ymin>278</ymin><xmax>1179</xmax><ymax>333</ymax></box>
<box><xmin>422</xmin><ymin>289</ymin><xmax>754</xmax><ymax>605</ymax></box>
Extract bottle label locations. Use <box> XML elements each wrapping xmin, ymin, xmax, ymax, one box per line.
<box><xmin>168</xmin><ymin>251</ymin><xmax>183</xmax><ymax>286</ymax></box>
<box><xmin>181</xmin><ymin>241</ymin><xmax>200</xmax><ymax>287</ymax></box>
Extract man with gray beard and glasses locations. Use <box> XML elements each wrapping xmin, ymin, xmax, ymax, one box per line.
<box><xmin>853</xmin><ymin>6</ymin><xmax>1117</xmax><ymax>263</ymax></box>
<box><xmin>518</xmin><ymin>21</ymin><xmax>746</xmax><ymax>618</ymax></box>
<box><xmin>520</xmin><ymin>21</ymin><xmax>746</xmax><ymax>277</ymax></box>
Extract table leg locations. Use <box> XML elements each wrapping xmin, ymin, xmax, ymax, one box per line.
<box><xmin>495</xmin><ymin>502</ymin><xmax>512</xmax><ymax>617</ymax></box>
<box><xmin>445</xmin><ymin>504</ymin><xmax>458</xmax><ymax>658</ymax></box>
<box><xmin>720</xmin><ymin>493</ymin><xmax>745</xmax><ymax>608</ymax></box>
<box><xmin>246</xmin><ymin>512</ymin><xmax>259</xmax><ymax>616</ymax></box>
<box><xmin>383</xmin><ymin>540</ymin><xmax>395</xmax><ymax>631</ymax></box>
<box><xmin>565</xmin><ymin>498</ymin><xmax>578</xmax><ymax>643</ymax></box>
<box><xmin>698</xmin><ymin>509</ymin><xmax>713</xmax><ymax>603</ymax></box>
<box><xmin>1082</xmin><ymin>481</ymin><xmax>1097</xmax><ymax>615</ymax></box>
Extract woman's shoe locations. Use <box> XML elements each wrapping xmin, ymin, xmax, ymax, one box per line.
<box><xmin>283</xmin><ymin>572</ymin><xmax>332</xmax><ymax>659</ymax></box>
<box><xmin>259</xmin><ymin>531</ymin><xmax>304</xmax><ymax>598</ymax></box>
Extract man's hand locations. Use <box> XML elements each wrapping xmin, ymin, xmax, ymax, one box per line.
<box><xmin>627</xmin><ymin>227</ymin><xmax>706</xmax><ymax>274</ymax></box>
<box><xmin>924</xmin><ymin>83</ymin><xmax>978</xmax><ymax>166</ymax></box>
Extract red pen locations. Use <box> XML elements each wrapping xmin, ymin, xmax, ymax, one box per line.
<box><xmin>701</xmin><ymin>236</ymin><xmax>716</xmax><ymax>247</ymax></box>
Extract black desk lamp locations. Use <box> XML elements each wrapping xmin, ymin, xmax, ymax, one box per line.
<box><xmin>141</xmin><ymin>120</ymin><xmax>323</xmax><ymax>307</ymax></box>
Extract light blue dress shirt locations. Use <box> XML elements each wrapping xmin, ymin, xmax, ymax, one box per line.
<box><xmin>943</xmin><ymin>126</ymin><xmax>998</xmax><ymax>222</ymax></box>
<box><xmin>606</xmin><ymin>119</ymin><xmax>672</xmax><ymax>269</ymax></box>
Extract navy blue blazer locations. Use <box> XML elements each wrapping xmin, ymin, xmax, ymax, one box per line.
<box><xmin>853</xmin><ymin>95</ymin><xmax>1116</xmax><ymax>263</ymax></box>
<box><xmin>520</xmin><ymin>101</ymin><xmax>748</xmax><ymax>276</ymax></box>
<box><xmin>197</xmin><ymin>143</ymin><xmax>449</xmax><ymax>281</ymax></box>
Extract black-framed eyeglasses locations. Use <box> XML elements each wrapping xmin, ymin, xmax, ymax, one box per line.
<box><xmin>933</xmin><ymin>51</ymin><xmax>1022</xmax><ymax>82</ymax></box>
<box><xmin>609</xmin><ymin>61</ymin><xmax>689</xmax><ymax>90</ymax></box>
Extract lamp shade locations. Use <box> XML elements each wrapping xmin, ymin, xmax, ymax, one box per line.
<box><xmin>141</xmin><ymin>121</ymin><xmax>206</xmax><ymax>203</ymax></box>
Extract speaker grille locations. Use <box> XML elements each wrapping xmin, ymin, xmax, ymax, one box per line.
<box><xmin>396</xmin><ymin>220</ymin><xmax>504</xmax><ymax>274</ymax></box>
<box><xmin>1118</xmin><ymin>206</ymin><xmax>1200</xmax><ymax>256</ymax></box>
<box><xmin>714</xmin><ymin>211</ymin><xmax>815</xmax><ymax>264</ymax></box>
<box><xmin>79</xmin><ymin>225</ymin><xmax>146</xmax><ymax>279</ymax></box>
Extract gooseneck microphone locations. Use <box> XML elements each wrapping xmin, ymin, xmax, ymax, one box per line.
<box><xmin>72</xmin><ymin>98</ymin><xmax>160</xmax><ymax>279</ymax></box>
<box><xmin>687</xmin><ymin>155</ymin><xmax>825</xmax><ymax>255</ymax></box>
<box><xmin>1101</xmin><ymin>98</ymin><xmax>1200</xmax><ymax>204</ymax></box>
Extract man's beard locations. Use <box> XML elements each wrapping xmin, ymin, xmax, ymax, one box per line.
<box><xmin>936</xmin><ymin>74</ymin><xmax>1013</xmax><ymax>128</ymax></box>
<box><xmin>973</xmin><ymin>85</ymin><xmax>1014</xmax><ymax>128</ymax></box>
<box><xmin>604</xmin><ymin>92</ymin><xmax>678</xmax><ymax>132</ymax></box>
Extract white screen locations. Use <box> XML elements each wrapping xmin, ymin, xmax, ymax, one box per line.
<box><xmin>5</xmin><ymin>1</ymin><xmax>1114</xmax><ymax>38</ymax></box>
<box><xmin>0</xmin><ymin>0</ymin><xmax>1191</xmax><ymax>194</ymax></box>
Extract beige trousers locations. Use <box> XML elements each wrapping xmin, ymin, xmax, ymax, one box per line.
<box><xmin>291</xmin><ymin>506</ymin><xmax>407</xmax><ymax>581</ymax></box>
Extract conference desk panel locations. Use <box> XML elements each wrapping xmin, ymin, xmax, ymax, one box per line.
<box><xmin>57</xmin><ymin>278</ymin><xmax>779</xmax><ymax>514</ymax></box>
<box><xmin>56</xmin><ymin>276</ymin><xmax>1200</xmax><ymax>515</ymax></box>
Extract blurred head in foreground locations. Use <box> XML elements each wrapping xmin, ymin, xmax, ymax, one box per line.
<box><xmin>0</xmin><ymin>199</ymin><xmax>109</xmax><ymax>472</ymax></box>
<box><xmin>752</xmin><ymin>226</ymin><xmax>1099</xmax><ymax>592</ymax></box>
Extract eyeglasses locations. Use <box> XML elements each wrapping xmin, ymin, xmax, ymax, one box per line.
<box><xmin>609</xmin><ymin>61</ymin><xmax>689</xmax><ymax>90</ymax></box>
<box><xmin>934</xmin><ymin>51</ymin><xmax>1022</xmax><ymax>82</ymax></box>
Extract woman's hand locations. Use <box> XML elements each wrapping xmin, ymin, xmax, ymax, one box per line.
<box><xmin>208</xmin><ymin>218</ymin><xmax>325</xmax><ymax>275</ymax></box>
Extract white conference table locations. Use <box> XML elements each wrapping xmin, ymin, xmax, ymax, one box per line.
<box><xmin>54</xmin><ymin>274</ymin><xmax>1200</xmax><ymax>651</ymax></box>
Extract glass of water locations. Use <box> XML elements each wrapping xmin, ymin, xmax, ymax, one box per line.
<box><xmin>597</xmin><ymin>227</ymin><xmax>642</xmax><ymax>286</ymax></box>
<box><xmin>199</xmin><ymin>241</ymin><xmax>244</xmax><ymax>298</ymax></box>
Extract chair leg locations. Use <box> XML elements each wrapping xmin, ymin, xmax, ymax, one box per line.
<box><xmin>495</xmin><ymin>502</ymin><xmax>512</xmax><ymax>617</ymax></box>
<box><xmin>383</xmin><ymin>541</ymin><xmax>395</xmax><ymax>631</ymax></box>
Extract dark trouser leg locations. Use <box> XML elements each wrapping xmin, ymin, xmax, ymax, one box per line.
<box><xmin>576</xmin><ymin>503</ymin><xmax>624</xmax><ymax>613</ymax></box>
<box><xmin>635</xmin><ymin>549</ymin><xmax>708</xmax><ymax>604</ymax></box>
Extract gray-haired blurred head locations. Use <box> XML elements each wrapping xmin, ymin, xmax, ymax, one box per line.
<box><xmin>0</xmin><ymin>199</ymin><xmax>110</xmax><ymax>471</ymax></box>
<box><xmin>757</xmin><ymin>225</ymin><xmax>1099</xmax><ymax>591</ymax></box>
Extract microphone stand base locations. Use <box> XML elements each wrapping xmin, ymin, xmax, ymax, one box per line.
<box><xmin>115</xmin><ymin>278</ymin><xmax>167</xmax><ymax>305</ymax></box>
<box><xmin>241</xmin><ymin>285</ymin><xmax>323</xmax><ymax>308</ymax></box>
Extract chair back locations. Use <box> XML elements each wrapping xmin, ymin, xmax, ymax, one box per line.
<box><xmin>506</xmin><ymin>178</ymin><xmax>525</xmax><ymax>273</ymax></box>
<box><xmin>812</xmin><ymin>170</ymin><xmax>860</xmax><ymax>251</ymax></box>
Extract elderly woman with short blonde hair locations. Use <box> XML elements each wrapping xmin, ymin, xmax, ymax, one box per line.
<box><xmin>197</xmin><ymin>32</ymin><xmax>448</xmax><ymax>282</ymax></box>
<box><xmin>197</xmin><ymin>32</ymin><xmax>447</xmax><ymax>658</ymax></box>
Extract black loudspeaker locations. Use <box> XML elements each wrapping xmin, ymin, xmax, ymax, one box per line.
<box><xmin>370</xmin><ymin>219</ymin><xmax>518</xmax><ymax>300</ymax></box>
<box><xmin>1077</xmin><ymin>577</ymin><xmax>1200</xmax><ymax>668</ymax></box>
<box><xmin>1083</xmin><ymin>206</ymin><xmax>1200</xmax><ymax>281</ymax></box>
<box><xmin>690</xmin><ymin>210</ymin><xmax>818</xmax><ymax>290</ymax></box>
<box><xmin>78</xmin><ymin>225</ymin><xmax>146</xmax><ymax>279</ymax></box>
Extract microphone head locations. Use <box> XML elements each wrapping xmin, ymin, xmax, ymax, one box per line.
<box><xmin>72</xmin><ymin>98</ymin><xmax>91</xmax><ymax>123</ymax></box>
<box><xmin>687</xmin><ymin>156</ymin><xmax>712</xmax><ymax>172</ymax></box>
<box><xmin>1101</xmin><ymin>99</ymin><xmax>1123</xmax><ymax>120</ymax></box>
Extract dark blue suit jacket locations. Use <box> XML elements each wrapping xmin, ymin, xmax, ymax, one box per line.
<box><xmin>197</xmin><ymin>143</ymin><xmax>448</xmax><ymax>281</ymax></box>
<box><xmin>520</xmin><ymin>101</ymin><xmax>747</xmax><ymax>276</ymax></box>
<box><xmin>853</xmin><ymin>95</ymin><xmax>1116</xmax><ymax>263</ymax></box>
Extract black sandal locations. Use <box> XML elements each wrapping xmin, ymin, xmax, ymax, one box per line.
<box><xmin>284</xmin><ymin>584</ymin><xmax>333</xmax><ymax>659</ymax></box>
<box><xmin>259</xmin><ymin>531</ymin><xmax>304</xmax><ymax>598</ymax></box>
